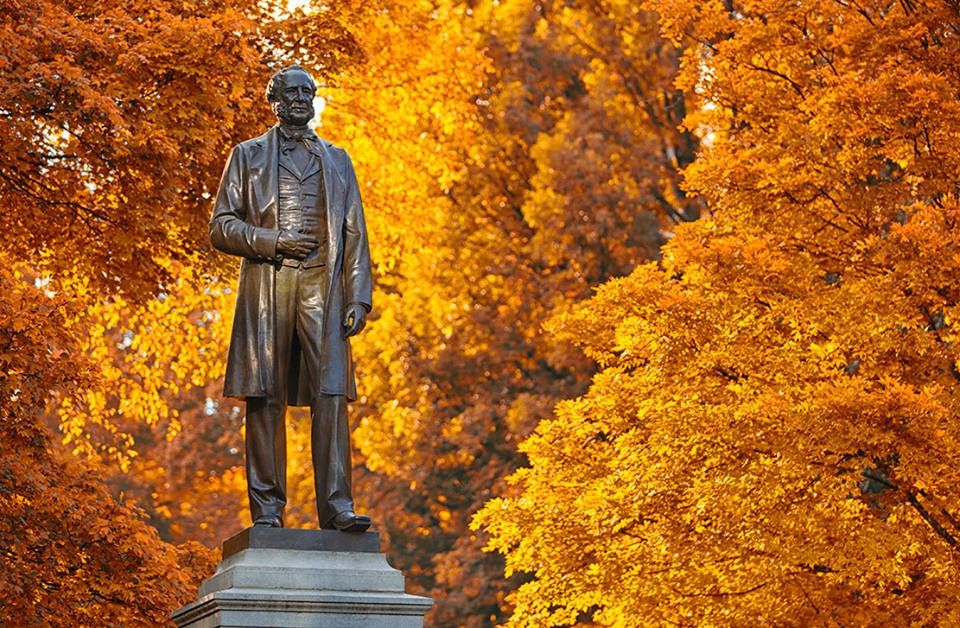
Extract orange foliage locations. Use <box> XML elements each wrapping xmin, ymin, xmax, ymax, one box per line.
<box><xmin>475</xmin><ymin>0</ymin><xmax>960</xmax><ymax>624</ymax></box>
<box><xmin>12</xmin><ymin>0</ymin><xmax>956</xmax><ymax>625</ymax></box>
<box><xmin>0</xmin><ymin>0</ymin><xmax>368</xmax><ymax>621</ymax></box>
<box><xmin>315</xmin><ymin>0</ymin><xmax>695</xmax><ymax>623</ymax></box>
<box><xmin>0</xmin><ymin>266</ymin><xmax>217</xmax><ymax>624</ymax></box>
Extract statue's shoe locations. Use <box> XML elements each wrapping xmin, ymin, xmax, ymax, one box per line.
<box><xmin>253</xmin><ymin>515</ymin><xmax>283</xmax><ymax>528</ymax></box>
<box><xmin>331</xmin><ymin>511</ymin><xmax>371</xmax><ymax>533</ymax></box>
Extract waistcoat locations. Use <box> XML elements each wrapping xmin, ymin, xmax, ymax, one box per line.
<box><xmin>278</xmin><ymin>149</ymin><xmax>327</xmax><ymax>268</ymax></box>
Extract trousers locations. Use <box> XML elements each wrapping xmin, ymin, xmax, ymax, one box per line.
<box><xmin>245</xmin><ymin>263</ymin><xmax>354</xmax><ymax>528</ymax></box>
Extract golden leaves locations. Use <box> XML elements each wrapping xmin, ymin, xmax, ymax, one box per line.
<box><xmin>475</xmin><ymin>0</ymin><xmax>960</xmax><ymax>624</ymax></box>
<box><xmin>0</xmin><ymin>0</ymin><xmax>373</xmax><ymax>620</ymax></box>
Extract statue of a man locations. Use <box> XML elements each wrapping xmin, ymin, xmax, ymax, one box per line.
<box><xmin>210</xmin><ymin>64</ymin><xmax>372</xmax><ymax>533</ymax></box>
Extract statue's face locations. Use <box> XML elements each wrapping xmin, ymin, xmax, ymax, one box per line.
<box><xmin>274</xmin><ymin>70</ymin><xmax>316</xmax><ymax>126</ymax></box>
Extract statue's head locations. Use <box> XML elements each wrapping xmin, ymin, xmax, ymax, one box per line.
<box><xmin>265</xmin><ymin>64</ymin><xmax>317</xmax><ymax>127</ymax></box>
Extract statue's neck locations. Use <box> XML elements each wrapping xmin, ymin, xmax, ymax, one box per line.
<box><xmin>278</xmin><ymin>121</ymin><xmax>310</xmax><ymax>133</ymax></box>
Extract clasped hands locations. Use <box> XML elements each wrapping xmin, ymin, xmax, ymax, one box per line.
<box><xmin>276</xmin><ymin>230</ymin><xmax>367</xmax><ymax>337</ymax></box>
<box><xmin>276</xmin><ymin>229</ymin><xmax>316</xmax><ymax>260</ymax></box>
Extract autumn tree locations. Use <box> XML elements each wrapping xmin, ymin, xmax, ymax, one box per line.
<box><xmin>475</xmin><ymin>0</ymin><xmax>960</xmax><ymax>624</ymax></box>
<box><xmin>0</xmin><ymin>0</ymin><xmax>369</xmax><ymax>620</ymax></box>
<box><xmin>4</xmin><ymin>0</ymin><xmax>696</xmax><ymax>624</ymax></box>
<box><xmin>309</xmin><ymin>0</ymin><xmax>698</xmax><ymax>624</ymax></box>
<box><xmin>0</xmin><ymin>263</ymin><xmax>222</xmax><ymax>625</ymax></box>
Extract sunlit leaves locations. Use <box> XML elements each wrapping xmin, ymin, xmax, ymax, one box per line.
<box><xmin>312</xmin><ymin>1</ymin><xmax>693</xmax><ymax>624</ymax></box>
<box><xmin>476</xmin><ymin>1</ymin><xmax>960</xmax><ymax>624</ymax></box>
<box><xmin>0</xmin><ymin>0</ymin><xmax>367</xmax><ymax>621</ymax></box>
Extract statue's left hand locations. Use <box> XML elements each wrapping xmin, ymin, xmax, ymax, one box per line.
<box><xmin>343</xmin><ymin>303</ymin><xmax>367</xmax><ymax>337</ymax></box>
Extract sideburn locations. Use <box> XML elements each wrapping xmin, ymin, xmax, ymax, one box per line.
<box><xmin>273</xmin><ymin>101</ymin><xmax>315</xmax><ymax>126</ymax></box>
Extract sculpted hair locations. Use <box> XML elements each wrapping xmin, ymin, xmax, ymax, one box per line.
<box><xmin>265</xmin><ymin>64</ymin><xmax>316</xmax><ymax>103</ymax></box>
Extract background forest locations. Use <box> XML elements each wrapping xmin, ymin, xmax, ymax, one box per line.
<box><xmin>2</xmin><ymin>0</ymin><xmax>960</xmax><ymax>625</ymax></box>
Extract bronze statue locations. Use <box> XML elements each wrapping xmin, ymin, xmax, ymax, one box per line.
<box><xmin>210</xmin><ymin>65</ymin><xmax>373</xmax><ymax>533</ymax></box>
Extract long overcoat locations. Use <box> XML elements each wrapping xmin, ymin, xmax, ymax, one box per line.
<box><xmin>210</xmin><ymin>126</ymin><xmax>372</xmax><ymax>404</ymax></box>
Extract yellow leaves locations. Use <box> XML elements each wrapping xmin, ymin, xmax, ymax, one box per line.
<box><xmin>471</xmin><ymin>0</ymin><xmax>960</xmax><ymax>623</ymax></box>
<box><xmin>808</xmin><ymin>339</ymin><xmax>838</xmax><ymax>359</ymax></box>
<box><xmin>355</xmin><ymin>400</ymin><xmax>423</xmax><ymax>477</ymax></box>
<box><xmin>612</xmin><ymin>315</ymin><xmax>654</xmax><ymax>360</ymax></box>
<box><xmin>52</xmin><ymin>261</ymin><xmax>231</xmax><ymax>469</ymax></box>
<box><xmin>442</xmin><ymin>416</ymin><xmax>463</xmax><ymax>438</ymax></box>
<box><xmin>0</xmin><ymin>0</ymin><xmax>390</xmax><ymax>621</ymax></box>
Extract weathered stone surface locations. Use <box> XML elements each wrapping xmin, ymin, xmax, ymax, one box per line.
<box><xmin>172</xmin><ymin>528</ymin><xmax>432</xmax><ymax>628</ymax></box>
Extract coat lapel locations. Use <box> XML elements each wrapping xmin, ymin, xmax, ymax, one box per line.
<box><xmin>316</xmin><ymin>138</ymin><xmax>346</xmax><ymax>256</ymax></box>
<box><xmin>247</xmin><ymin>127</ymin><xmax>280</xmax><ymax>227</ymax></box>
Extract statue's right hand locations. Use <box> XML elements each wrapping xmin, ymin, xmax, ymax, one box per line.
<box><xmin>276</xmin><ymin>230</ymin><xmax>318</xmax><ymax>260</ymax></box>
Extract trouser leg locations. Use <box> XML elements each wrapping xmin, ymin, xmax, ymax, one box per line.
<box><xmin>311</xmin><ymin>394</ymin><xmax>354</xmax><ymax>527</ymax></box>
<box><xmin>244</xmin><ymin>265</ymin><xmax>297</xmax><ymax>525</ymax></box>
<box><xmin>294</xmin><ymin>265</ymin><xmax>356</xmax><ymax>527</ymax></box>
<box><xmin>245</xmin><ymin>396</ymin><xmax>287</xmax><ymax>524</ymax></box>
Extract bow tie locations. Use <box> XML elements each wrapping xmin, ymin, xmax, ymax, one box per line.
<box><xmin>284</xmin><ymin>130</ymin><xmax>312</xmax><ymax>142</ymax></box>
<box><xmin>280</xmin><ymin>130</ymin><xmax>315</xmax><ymax>154</ymax></box>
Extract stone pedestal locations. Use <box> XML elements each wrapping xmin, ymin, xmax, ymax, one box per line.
<box><xmin>172</xmin><ymin>527</ymin><xmax>432</xmax><ymax>628</ymax></box>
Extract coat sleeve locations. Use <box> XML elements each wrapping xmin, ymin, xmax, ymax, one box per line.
<box><xmin>209</xmin><ymin>145</ymin><xmax>280</xmax><ymax>260</ymax></box>
<box><xmin>341</xmin><ymin>150</ymin><xmax>373</xmax><ymax>312</ymax></box>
